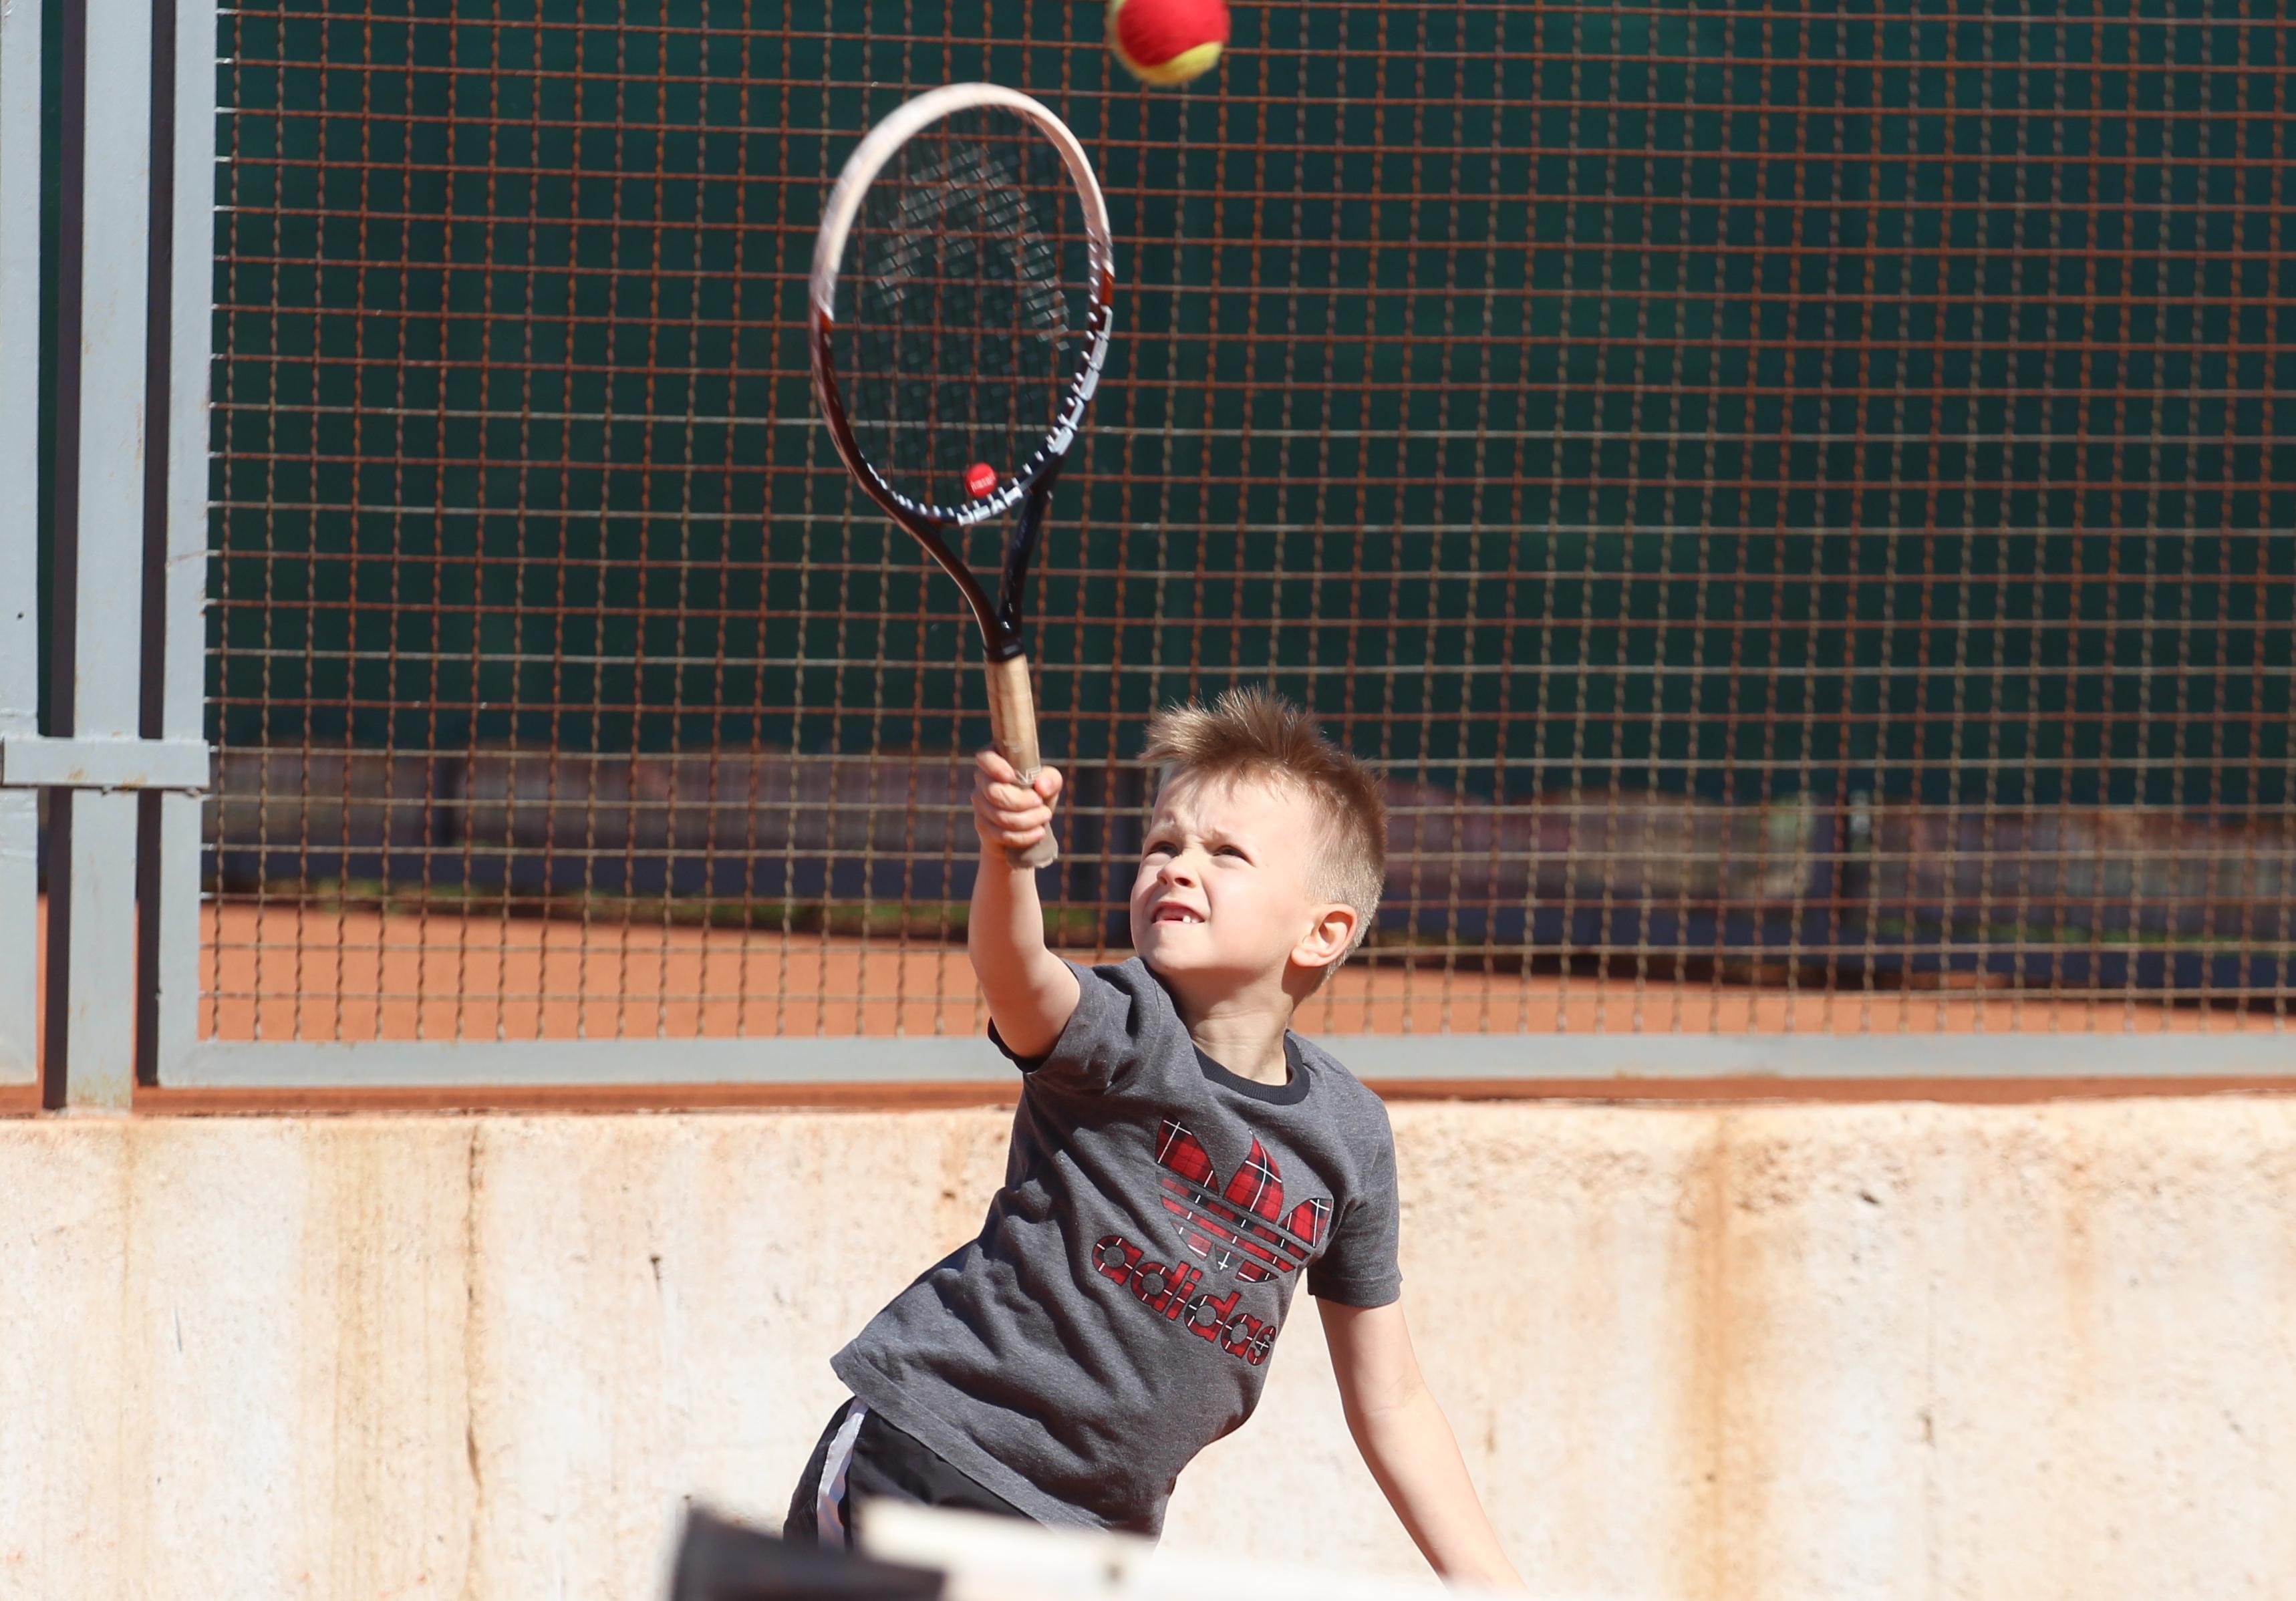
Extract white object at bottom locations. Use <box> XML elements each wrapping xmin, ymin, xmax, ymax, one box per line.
<box><xmin>816</xmin><ymin>1400</ymin><xmax>871</xmax><ymax>1547</ymax></box>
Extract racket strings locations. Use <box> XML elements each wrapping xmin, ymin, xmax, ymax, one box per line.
<box><xmin>843</xmin><ymin>110</ymin><xmax>1085</xmax><ymax>515</ymax></box>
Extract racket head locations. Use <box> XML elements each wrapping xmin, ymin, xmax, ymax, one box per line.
<box><xmin>810</xmin><ymin>84</ymin><xmax>1115</xmax><ymax>535</ymax></box>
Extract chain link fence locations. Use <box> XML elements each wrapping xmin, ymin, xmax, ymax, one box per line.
<box><xmin>204</xmin><ymin>0</ymin><xmax>2296</xmax><ymax>1042</ymax></box>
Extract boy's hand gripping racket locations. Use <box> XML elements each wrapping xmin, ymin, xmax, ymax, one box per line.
<box><xmin>810</xmin><ymin>84</ymin><xmax>1115</xmax><ymax>869</ymax></box>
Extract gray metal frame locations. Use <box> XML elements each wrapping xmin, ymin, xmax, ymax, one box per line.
<box><xmin>45</xmin><ymin>0</ymin><xmax>2268</xmax><ymax>1098</ymax></box>
<box><xmin>6</xmin><ymin>0</ymin><xmax>214</xmax><ymax>1107</ymax></box>
<box><xmin>0</xmin><ymin>0</ymin><xmax>40</xmax><ymax>1086</ymax></box>
<box><xmin>1</xmin><ymin>738</ymin><xmax>210</xmax><ymax>790</ymax></box>
<box><xmin>167</xmin><ymin>1032</ymin><xmax>2296</xmax><ymax>1090</ymax></box>
<box><xmin>45</xmin><ymin>0</ymin><xmax>158</xmax><ymax>1107</ymax></box>
<box><xmin>147</xmin><ymin>0</ymin><xmax>219</xmax><ymax>1095</ymax></box>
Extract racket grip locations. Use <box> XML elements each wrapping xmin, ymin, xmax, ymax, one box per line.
<box><xmin>984</xmin><ymin>652</ymin><xmax>1059</xmax><ymax>871</ymax></box>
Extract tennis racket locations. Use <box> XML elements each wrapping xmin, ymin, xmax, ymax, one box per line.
<box><xmin>810</xmin><ymin>84</ymin><xmax>1115</xmax><ymax>870</ymax></box>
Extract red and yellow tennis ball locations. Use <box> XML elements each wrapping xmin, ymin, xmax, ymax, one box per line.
<box><xmin>1107</xmin><ymin>0</ymin><xmax>1230</xmax><ymax>86</ymax></box>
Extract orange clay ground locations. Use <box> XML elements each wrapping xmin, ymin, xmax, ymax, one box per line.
<box><xmin>168</xmin><ymin>901</ymin><xmax>2283</xmax><ymax>1044</ymax></box>
<box><xmin>27</xmin><ymin>900</ymin><xmax>2287</xmax><ymax>1061</ymax></box>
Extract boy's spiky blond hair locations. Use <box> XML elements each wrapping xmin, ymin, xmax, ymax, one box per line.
<box><xmin>1141</xmin><ymin>686</ymin><xmax>1386</xmax><ymax>967</ymax></box>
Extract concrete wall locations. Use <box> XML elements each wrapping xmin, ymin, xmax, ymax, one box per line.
<box><xmin>3</xmin><ymin>1099</ymin><xmax>2293</xmax><ymax>1600</ymax></box>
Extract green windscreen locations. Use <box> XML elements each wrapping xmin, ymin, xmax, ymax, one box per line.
<box><xmin>202</xmin><ymin>1</ymin><xmax>2296</xmax><ymax>1028</ymax></box>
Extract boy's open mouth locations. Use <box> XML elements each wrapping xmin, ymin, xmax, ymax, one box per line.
<box><xmin>1150</xmin><ymin>903</ymin><xmax>1203</xmax><ymax>924</ymax></box>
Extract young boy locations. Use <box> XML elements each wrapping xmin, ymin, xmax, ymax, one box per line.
<box><xmin>784</xmin><ymin>687</ymin><xmax>1522</xmax><ymax>1587</ymax></box>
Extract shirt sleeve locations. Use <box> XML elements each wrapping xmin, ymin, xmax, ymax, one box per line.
<box><xmin>1308</xmin><ymin>1101</ymin><xmax>1403</xmax><ymax>1308</ymax></box>
<box><xmin>986</xmin><ymin>959</ymin><xmax>1150</xmax><ymax>1097</ymax></box>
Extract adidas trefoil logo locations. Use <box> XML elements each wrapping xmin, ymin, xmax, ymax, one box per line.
<box><xmin>1151</xmin><ymin>1118</ymin><xmax>1330</xmax><ymax>1283</ymax></box>
<box><xmin>1087</xmin><ymin>1119</ymin><xmax>1333</xmax><ymax>1368</ymax></box>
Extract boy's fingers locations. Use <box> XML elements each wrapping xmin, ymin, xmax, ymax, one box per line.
<box><xmin>975</xmin><ymin>747</ymin><xmax>1019</xmax><ymax>785</ymax></box>
<box><xmin>974</xmin><ymin>822</ymin><xmax>1047</xmax><ymax>851</ymax></box>
<box><xmin>976</xmin><ymin>748</ymin><xmax>1062</xmax><ymax>801</ymax></box>
<box><xmin>980</xmin><ymin>780</ymin><xmax>1045</xmax><ymax>814</ymax></box>
<box><xmin>972</xmin><ymin>753</ymin><xmax>1059</xmax><ymax>856</ymax></box>
<box><xmin>974</xmin><ymin>785</ymin><xmax>1042</xmax><ymax>815</ymax></box>
<box><xmin>973</xmin><ymin>792</ymin><xmax>1052</xmax><ymax>833</ymax></box>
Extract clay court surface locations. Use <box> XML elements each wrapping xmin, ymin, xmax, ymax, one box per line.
<box><xmin>143</xmin><ymin>902</ymin><xmax>2281</xmax><ymax>1045</ymax></box>
<box><xmin>23</xmin><ymin>900</ymin><xmax>2281</xmax><ymax>1056</ymax></box>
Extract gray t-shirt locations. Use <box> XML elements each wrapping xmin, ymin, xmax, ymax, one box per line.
<box><xmin>831</xmin><ymin>956</ymin><xmax>1403</xmax><ymax>1536</ymax></box>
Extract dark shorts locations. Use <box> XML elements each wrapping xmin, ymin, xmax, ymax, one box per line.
<box><xmin>782</xmin><ymin>1398</ymin><xmax>1030</xmax><ymax>1547</ymax></box>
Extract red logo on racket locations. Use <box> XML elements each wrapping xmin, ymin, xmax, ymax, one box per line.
<box><xmin>964</xmin><ymin>462</ymin><xmax>998</xmax><ymax>498</ymax></box>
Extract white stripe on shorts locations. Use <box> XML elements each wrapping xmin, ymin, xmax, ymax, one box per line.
<box><xmin>816</xmin><ymin>1400</ymin><xmax>870</xmax><ymax>1547</ymax></box>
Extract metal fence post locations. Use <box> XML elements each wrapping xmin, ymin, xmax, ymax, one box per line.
<box><xmin>138</xmin><ymin>0</ymin><xmax>217</xmax><ymax>1088</ymax></box>
<box><xmin>41</xmin><ymin>0</ymin><xmax>155</xmax><ymax>1109</ymax></box>
<box><xmin>0</xmin><ymin>0</ymin><xmax>45</xmax><ymax>1088</ymax></box>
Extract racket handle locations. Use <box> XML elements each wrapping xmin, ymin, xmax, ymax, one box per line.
<box><xmin>984</xmin><ymin>652</ymin><xmax>1059</xmax><ymax>871</ymax></box>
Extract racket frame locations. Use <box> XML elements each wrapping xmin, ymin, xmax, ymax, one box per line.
<box><xmin>809</xmin><ymin>84</ymin><xmax>1115</xmax><ymax>870</ymax></box>
<box><xmin>809</xmin><ymin>82</ymin><xmax>1114</xmax><ymax>663</ymax></box>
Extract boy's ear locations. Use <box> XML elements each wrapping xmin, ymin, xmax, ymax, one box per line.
<box><xmin>1292</xmin><ymin>901</ymin><xmax>1360</xmax><ymax>971</ymax></box>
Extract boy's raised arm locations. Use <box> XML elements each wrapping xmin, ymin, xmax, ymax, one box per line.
<box><xmin>969</xmin><ymin>748</ymin><xmax>1082</xmax><ymax>1060</ymax></box>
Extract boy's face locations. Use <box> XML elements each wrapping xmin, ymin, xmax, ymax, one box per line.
<box><xmin>1129</xmin><ymin>770</ymin><xmax>1354</xmax><ymax>994</ymax></box>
